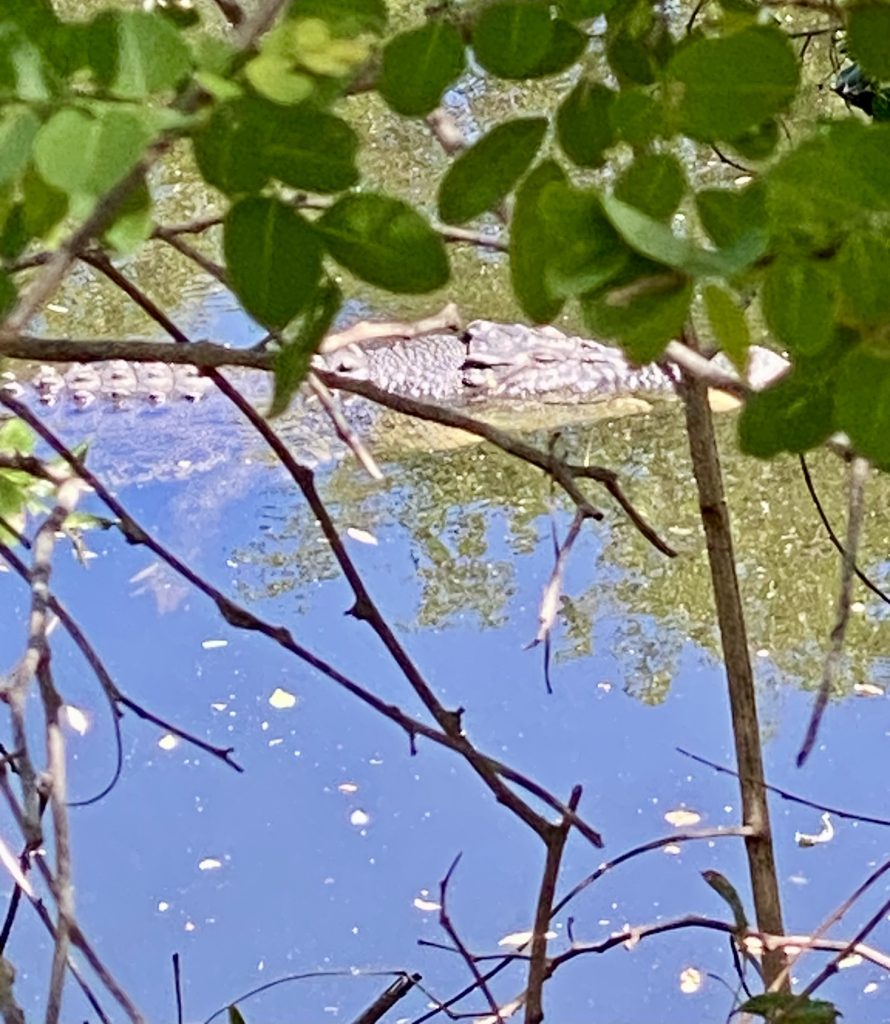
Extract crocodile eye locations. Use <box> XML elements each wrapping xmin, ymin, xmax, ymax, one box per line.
<box><xmin>327</xmin><ymin>345</ymin><xmax>368</xmax><ymax>378</ymax></box>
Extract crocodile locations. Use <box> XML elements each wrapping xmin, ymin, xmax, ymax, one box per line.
<box><xmin>0</xmin><ymin>320</ymin><xmax>787</xmax><ymax>409</ymax></box>
<box><xmin>0</xmin><ymin>321</ymin><xmax>788</xmax><ymax>489</ymax></box>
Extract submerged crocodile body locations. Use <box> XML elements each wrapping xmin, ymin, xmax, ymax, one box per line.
<box><xmin>1</xmin><ymin>320</ymin><xmax>782</xmax><ymax>409</ymax></box>
<box><xmin>0</xmin><ymin>321</ymin><xmax>787</xmax><ymax>488</ymax></box>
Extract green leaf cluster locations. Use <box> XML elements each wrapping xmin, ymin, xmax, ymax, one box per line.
<box><xmin>2</xmin><ymin>0</ymin><xmax>890</xmax><ymax>470</ymax></box>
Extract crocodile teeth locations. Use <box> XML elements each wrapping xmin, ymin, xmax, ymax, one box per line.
<box><xmin>71</xmin><ymin>389</ymin><xmax>97</xmax><ymax>408</ymax></box>
<box><xmin>67</xmin><ymin>364</ymin><xmax>102</xmax><ymax>390</ymax></box>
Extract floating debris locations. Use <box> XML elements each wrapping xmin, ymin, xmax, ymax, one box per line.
<box><xmin>795</xmin><ymin>812</ymin><xmax>834</xmax><ymax>848</ymax></box>
<box><xmin>665</xmin><ymin>808</ymin><xmax>702</xmax><ymax>828</ymax></box>
<box><xmin>346</xmin><ymin>527</ymin><xmax>378</xmax><ymax>545</ymax></box>
<box><xmin>679</xmin><ymin>967</ymin><xmax>703</xmax><ymax>994</ymax></box>
<box><xmin>269</xmin><ymin>687</ymin><xmax>297</xmax><ymax>710</ymax></box>
<box><xmin>63</xmin><ymin>705</ymin><xmax>90</xmax><ymax>735</ymax></box>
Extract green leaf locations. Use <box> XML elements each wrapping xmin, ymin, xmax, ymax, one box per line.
<box><xmin>696</xmin><ymin>182</ymin><xmax>766</xmax><ymax>249</ymax></box>
<box><xmin>666</xmin><ymin>26</ymin><xmax>799</xmax><ymax>142</ymax></box>
<box><xmin>847</xmin><ymin>3</ymin><xmax>890</xmax><ymax>83</ymax></box>
<box><xmin>836</xmin><ymin>230</ymin><xmax>890</xmax><ymax>326</ymax></box>
<box><xmin>703</xmin><ymin>284</ymin><xmax>749</xmax><ymax>369</ymax></box>
<box><xmin>0</xmin><ymin>23</ymin><xmax>54</xmax><ymax>101</ymax></box>
<box><xmin>472</xmin><ymin>3</ymin><xmax>554</xmax><ymax>79</ymax></box>
<box><xmin>524</xmin><ymin>19</ymin><xmax>587</xmax><ymax>78</ymax></box>
<box><xmin>609</xmin><ymin>87</ymin><xmax>663</xmax><ymax>145</ymax></box>
<box><xmin>700</xmin><ymin>869</ymin><xmax>748</xmax><ymax>931</ymax></box>
<box><xmin>728</xmin><ymin>118</ymin><xmax>779</xmax><ymax>161</ymax></box>
<box><xmin>739</xmin><ymin>368</ymin><xmax>834</xmax><ymax>458</ymax></box>
<box><xmin>264</xmin><ymin>108</ymin><xmax>359</xmax><ymax>192</ymax></box>
<box><xmin>602</xmin><ymin>194</ymin><xmax>762</xmax><ymax>277</ymax></box>
<box><xmin>539</xmin><ymin>183</ymin><xmax>629</xmax><ymax>297</ymax></box>
<box><xmin>271</xmin><ymin>280</ymin><xmax>341</xmax><ymax>417</ymax></box>
<box><xmin>102</xmin><ymin>177</ymin><xmax>153</xmax><ymax>254</ymax></box>
<box><xmin>0</xmin><ymin>203</ymin><xmax>28</xmax><ymax>260</ymax></box>
<box><xmin>556</xmin><ymin>80</ymin><xmax>615</xmax><ymax>168</ymax></box>
<box><xmin>614</xmin><ymin>153</ymin><xmax>685</xmax><ymax>222</ymax></box>
<box><xmin>766</xmin><ymin>122</ymin><xmax>890</xmax><ymax>242</ymax></box>
<box><xmin>89</xmin><ymin>10</ymin><xmax>192</xmax><ymax>99</ymax></box>
<box><xmin>33</xmin><ymin>108</ymin><xmax>155</xmax><ymax>199</ymax></box>
<box><xmin>510</xmin><ymin>159</ymin><xmax>567</xmax><ymax>323</ymax></box>
<box><xmin>244</xmin><ymin>53</ymin><xmax>313</xmax><ymax>105</ymax></box>
<box><xmin>836</xmin><ymin>347</ymin><xmax>890</xmax><ymax>468</ymax></box>
<box><xmin>318</xmin><ymin>193</ymin><xmax>449</xmax><ymax>293</ymax></box>
<box><xmin>0</xmin><ymin>106</ymin><xmax>39</xmax><ymax>187</ymax></box>
<box><xmin>607</xmin><ymin>30</ymin><xmax>656</xmax><ymax>85</ymax></box>
<box><xmin>0</xmin><ymin>417</ymin><xmax>34</xmax><ymax>455</ymax></box>
<box><xmin>438</xmin><ymin>117</ymin><xmax>547</xmax><ymax>225</ymax></box>
<box><xmin>224</xmin><ymin>197</ymin><xmax>323</xmax><ymax>329</ymax></box>
<box><xmin>379</xmin><ymin>21</ymin><xmax>465</xmax><ymax>117</ymax></box>
<box><xmin>195</xmin><ymin>100</ymin><xmax>359</xmax><ymax>196</ymax></box>
<box><xmin>21</xmin><ymin>165</ymin><xmax>67</xmax><ymax>240</ymax></box>
<box><xmin>739</xmin><ymin>992</ymin><xmax>841</xmax><ymax>1023</ymax></box>
<box><xmin>286</xmin><ymin>0</ymin><xmax>387</xmax><ymax>36</ymax></box>
<box><xmin>193</xmin><ymin>100</ymin><xmax>270</xmax><ymax>196</ymax></box>
<box><xmin>762</xmin><ymin>258</ymin><xmax>837</xmax><ymax>356</ymax></box>
<box><xmin>581</xmin><ymin>257</ymin><xmax>692</xmax><ymax>362</ymax></box>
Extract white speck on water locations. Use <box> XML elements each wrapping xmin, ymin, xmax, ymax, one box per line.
<box><xmin>202</xmin><ymin>639</ymin><xmax>228</xmax><ymax>650</ymax></box>
<box><xmin>158</xmin><ymin>734</ymin><xmax>178</xmax><ymax>751</ymax></box>
<box><xmin>350</xmin><ymin>809</ymin><xmax>370</xmax><ymax>827</ymax></box>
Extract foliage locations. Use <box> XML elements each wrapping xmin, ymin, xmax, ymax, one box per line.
<box><xmin>1</xmin><ymin>0</ymin><xmax>890</xmax><ymax>1019</ymax></box>
<box><xmin>0</xmin><ymin>0</ymin><xmax>885</xmax><ymax>465</ymax></box>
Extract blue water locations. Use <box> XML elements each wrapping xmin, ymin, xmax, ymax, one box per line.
<box><xmin>4</xmin><ymin>436</ymin><xmax>890</xmax><ymax>1023</ymax></box>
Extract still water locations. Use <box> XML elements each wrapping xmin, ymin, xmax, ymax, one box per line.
<box><xmin>4</xmin><ymin>287</ymin><xmax>890</xmax><ymax>1022</ymax></box>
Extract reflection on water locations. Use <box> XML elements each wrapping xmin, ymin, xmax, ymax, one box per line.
<box><xmin>4</xmin><ymin>395</ymin><xmax>890</xmax><ymax>1022</ymax></box>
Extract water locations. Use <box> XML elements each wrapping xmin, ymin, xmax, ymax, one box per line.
<box><xmin>4</xmin><ymin>381</ymin><xmax>890</xmax><ymax>1022</ymax></box>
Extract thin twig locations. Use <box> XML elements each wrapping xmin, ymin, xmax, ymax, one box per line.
<box><xmin>30</xmin><ymin>487</ymin><xmax>82</xmax><ymax>1024</ymax></box>
<box><xmin>0</xmin><ymin>772</ymin><xmax>130</xmax><ymax>1024</ymax></box>
<box><xmin>77</xmin><ymin>261</ymin><xmax>600</xmax><ymax>847</ymax></box>
<box><xmin>677</xmin><ymin>747</ymin><xmax>890</xmax><ymax>827</ymax></box>
<box><xmin>349</xmin><ymin>974</ymin><xmax>421</xmax><ymax>1024</ymax></box>
<box><xmin>525</xmin><ymin>786</ymin><xmax>582</xmax><ymax>1024</ymax></box>
<box><xmin>0</xmin><ymin>540</ymin><xmax>243</xmax><ymax>794</ymax></box>
<box><xmin>770</xmin><ymin>854</ymin><xmax>890</xmax><ymax>999</ymax></box>
<box><xmin>797</xmin><ymin>456</ymin><xmax>869</xmax><ymax>766</ymax></box>
<box><xmin>173</xmin><ymin>954</ymin><xmax>184</xmax><ymax>1024</ymax></box>
<box><xmin>798</xmin><ymin>455</ymin><xmax>889</xmax><ymax>605</ymax></box>
<box><xmin>525</xmin><ymin>511</ymin><xmax>588</xmax><ymax>693</ymax></box>
<box><xmin>202</xmin><ymin>970</ymin><xmax>413</xmax><ymax>1024</ymax></box>
<box><xmin>0</xmin><ymin>393</ymin><xmax>605</xmax><ymax>848</ymax></box>
<box><xmin>438</xmin><ymin>854</ymin><xmax>501</xmax><ymax>1021</ymax></box>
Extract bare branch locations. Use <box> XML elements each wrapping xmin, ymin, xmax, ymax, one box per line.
<box><xmin>29</xmin><ymin>485</ymin><xmax>83</xmax><ymax>1024</ymax></box>
<box><xmin>679</xmin><ymin>346</ymin><xmax>787</xmax><ymax>985</ymax></box>
<box><xmin>525</xmin><ymin>786</ymin><xmax>582</xmax><ymax>1024</ymax></box>
<box><xmin>678</xmin><ymin>746</ymin><xmax>890</xmax><ymax>828</ymax></box>
<box><xmin>0</xmin><ymin>394</ymin><xmax>605</xmax><ymax>849</ymax></box>
<box><xmin>0</xmin><ymin>772</ymin><xmax>138</xmax><ymax>1023</ymax></box>
<box><xmin>350</xmin><ymin>974</ymin><xmax>421</xmax><ymax>1024</ymax></box>
<box><xmin>438</xmin><ymin>855</ymin><xmax>502</xmax><ymax>1021</ymax></box>
<box><xmin>0</xmin><ymin>540</ymin><xmax>243</xmax><ymax>792</ymax></box>
<box><xmin>798</xmin><ymin>455</ymin><xmax>890</xmax><ymax>605</ymax></box>
<box><xmin>797</xmin><ymin>456</ymin><xmax>869</xmax><ymax>766</ymax></box>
